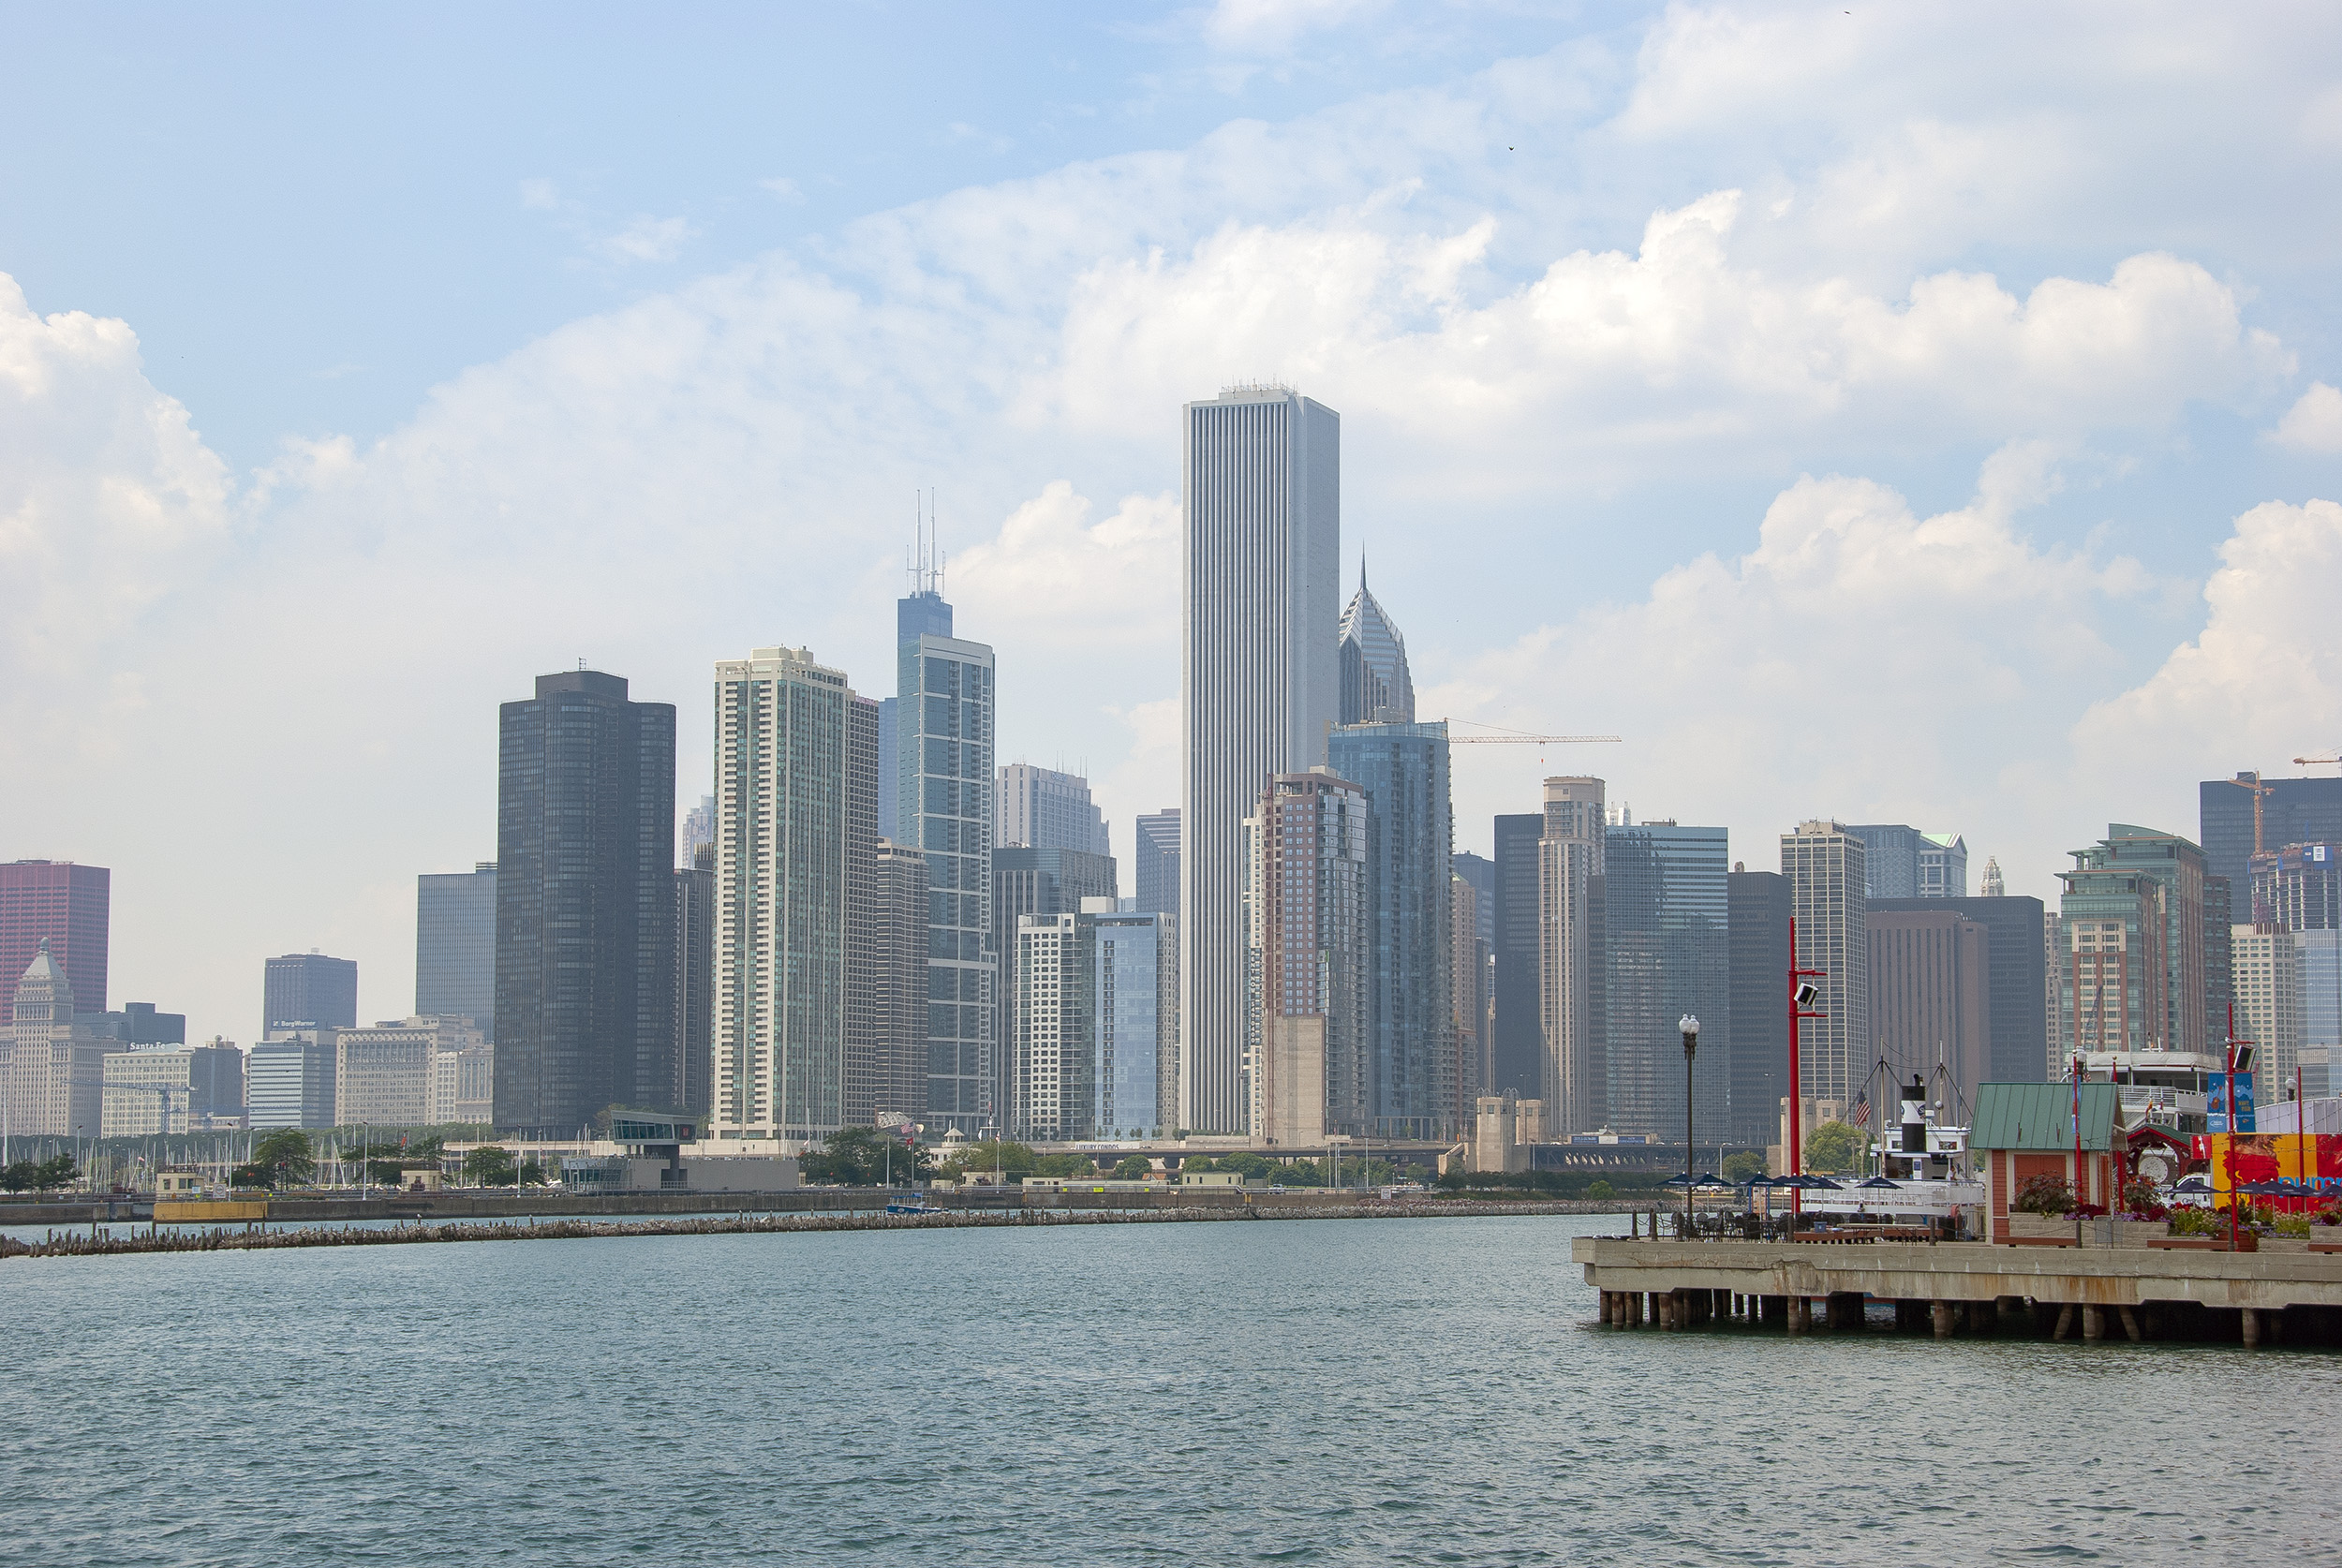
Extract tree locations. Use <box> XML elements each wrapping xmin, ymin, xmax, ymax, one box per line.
<box><xmin>1803</xmin><ymin>1119</ymin><xmax>1863</xmax><ymax>1175</ymax></box>
<box><xmin>462</xmin><ymin>1145</ymin><xmax>517</xmax><ymax>1187</ymax></box>
<box><xmin>0</xmin><ymin>1161</ymin><xmax>36</xmax><ymax>1193</ymax></box>
<box><xmin>249</xmin><ymin>1130</ymin><xmax>316</xmax><ymax>1190</ymax></box>
<box><xmin>942</xmin><ymin>1140</ymin><xmax>1037</xmax><ymax>1181</ymax></box>
<box><xmin>518</xmin><ymin>1158</ymin><xmax>549</xmax><ymax>1187</ymax></box>
<box><xmin>1111</xmin><ymin>1155</ymin><xmax>1150</xmax><ymax>1179</ymax></box>
<box><xmin>1031</xmin><ymin>1152</ymin><xmax>1096</xmax><ymax>1178</ymax></box>
<box><xmin>1721</xmin><ymin>1150</ymin><xmax>1766</xmax><ymax>1184</ymax></box>
<box><xmin>1585</xmin><ymin>1178</ymin><xmax>1617</xmax><ymax>1202</ymax></box>
<box><xmin>801</xmin><ymin>1126</ymin><xmax>933</xmax><ymax>1186</ymax></box>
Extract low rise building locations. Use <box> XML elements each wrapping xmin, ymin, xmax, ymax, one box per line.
<box><xmin>1973</xmin><ymin>1080</ymin><xmax>2120</xmax><ymax>1243</ymax></box>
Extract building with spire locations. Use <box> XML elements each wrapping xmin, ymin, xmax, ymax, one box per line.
<box><xmin>4</xmin><ymin>939</ymin><xmax>109</xmax><ymax>1137</ymax></box>
<box><xmin>1980</xmin><ymin>856</ymin><xmax>2005</xmax><ymax>897</ymax></box>
<box><xmin>895</xmin><ymin>522</ymin><xmax>997</xmax><ymax>1137</ymax></box>
<box><xmin>1339</xmin><ymin>563</ymin><xmax>1415</xmax><ymax>725</ymax></box>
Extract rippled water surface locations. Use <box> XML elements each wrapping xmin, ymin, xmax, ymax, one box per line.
<box><xmin>7</xmin><ymin>1213</ymin><xmax>2337</xmax><ymax>1565</ymax></box>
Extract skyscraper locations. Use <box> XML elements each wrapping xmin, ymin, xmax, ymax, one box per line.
<box><xmin>4</xmin><ymin>940</ymin><xmax>108</xmax><ymax>1136</ymax></box>
<box><xmin>1781</xmin><ymin>821</ymin><xmax>1869</xmax><ymax>1115</ymax></box>
<box><xmin>1871</xmin><ymin>895</ymin><xmax>2048</xmax><ymax>1084</ymax></box>
<box><xmin>709</xmin><ymin>647</ymin><xmax>875</xmax><ymax>1146</ymax></box>
<box><xmin>673</xmin><ymin>844</ymin><xmax>715</xmax><ymax>1117</ymax></box>
<box><xmin>1490</xmin><ymin>815</ymin><xmax>1543</xmax><ymax>1099</ymax></box>
<box><xmin>992</xmin><ymin>845</ymin><xmax>1117</xmax><ymax>1116</ymax></box>
<box><xmin>493</xmin><ymin>670</ymin><xmax>678</xmax><ymax>1134</ymax></box>
<box><xmin>1727</xmin><ymin>867</ymin><xmax>1791</xmax><ymax>1148</ymax></box>
<box><xmin>2200</xmin><ymin>773</ymin><xmax>2342</xmax><ymax>894</ymax></box>
<box><xmin>1014</xmin><ymin>910</ymin><xmax>1098</xmax><ymax>1140</ymax></box>
<box><xmin>1244</xmin><ymin>770</ymin><xmax>1369</xmax><ymax>1142</ymax></box>
<box><xmin>264</xmin><ymin>953</ymin><xmax>359</xmax><ymax>1035</ymax></box>
<box><xmin>1847</xmin><ymin>825</ymin><xmax>1966</xmax><ymax>899</ymax></box>
<box><xmin>1450</xmin><ymin>872</ymin><xmax>1490</xmax><ymax>1124</ymax></box>
<box><xmin>2250</xmin><ymin>842</ymin><xmax>2341</xmax><ymax>932</ymax></box>
<box><xmin>2231</xmin><ymin>925</ymin><xmax>2304</xmax><ymax>1096</ymax></box>
<box><xmin>896</xmin><ymin>558</ymin><xmax>995</xmax><ymax>1137</ymax></box>
<box><xmin>416</xmin><ymin>864</ymin><xmax>497</xmax><ymax>1039</ymax></box>
<box><xmin>1095</xmin><ymin>908</ymin><xmax>1175</xmax><ymax>1137</ymax></box>
<box><xmin>1869</xmin><ymin>910</ymin><xmax>1992</xmax><ymax>1109</ymax></box>
<box><xmin>1602</xmin><ymin>821</ymin><xmax>1728</xmax><ymax>1144</ymax></box>
<box><xmin>1337</xmin><ymin>565</ymin><xmax>1414</xmax><ymax>724</ymax></box>
<box><xmin>1918</xmin><ymin>834</ymin><xmax>1968</xmax><ymax>897</ymax></box>
<box><xmin>681</xmin><ymin>795</ymin><xmax>716</xmax><ymax>865</ymax></box>
<box><xmin>997</xmin><ymin>763</ymin><xmax>1109</xmax><ymax>855</ymax></box>
<box><xmin>0</xmin><ymin>861</ymin><xmax>110</xmax><ymax>1018</ymax></box>
<box><xmin>1980</xmin><ymin>856</ymin><xmax>2006</xmax><ymax>897</ymax></box>
<box><xmin>1328</xmin><ymin>719</ymin><xmax>1452</xmax><ymax>1138</ymax></box>
<box><xmin>2053</xmin><ymin>823</ymin><xmax>2210</xmax><ymax>1059</ymax></box>
<box><xmin>1133</xmin><ymin>809</ymin><xmax>1180</xmax><ymax>917</ymax></box>
<box><xmin>867</xmin><ymin>838</ymin><xmax>931</xmax><ymax>1127</ymax></box>
<box><xmin>1180</xmin><ymin>385</ymin><xmax>1341</xmax><ymax>1134</ymax></box>
<box><xmin>1538</xmin><ymin>777</ymin><xmax>1607</xmax><ymax>1134</ymax></box>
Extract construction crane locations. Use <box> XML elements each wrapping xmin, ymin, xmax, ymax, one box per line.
<box><xmin>2226</xmin><ymin>771</ymin><xmax>2275</xmax><ymax>856</ymax></box>
<box><xmin>1445</xmin><ymin>722</ymin><xmax>1622</xmax><ymax>747</ymax></box>
<box><xmin>2294</xmin><ymin>753</ymin><xmax>2339</xmax><ymax>768</ymax></box>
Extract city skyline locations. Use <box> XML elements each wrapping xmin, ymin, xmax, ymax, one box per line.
<box><xmin>6</xmin><ymin>7</ymin><xmax>2341</xmax><ymax>1050</ymax></box>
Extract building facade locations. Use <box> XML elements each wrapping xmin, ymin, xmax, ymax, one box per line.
<box><xmin>2053</xmin><ymin>823</ymin><xmax>2210</xmax><ymax>1060</ymax></box>
<box><xmin>98</xmin><ymin>1041</ymin><xmax>243</xmax><ymax>1137</ymax></box>
<box><xmin>246</xmin><ymin>1032</ymin><xmax>335</xmax><ymax>1130</ymax></box>
<box><xmin>1095</xmin><ymin>909</ymin><xmax>1175</xmax><ymax>1136</ymax></box>
<box><xmin>2200</xmin><ymin>774</ymin><xmax>2342</xmax><ymax>894</ymax></box>
<box><xmin>896</xmin><ymin>585</ymin><xmax>996</xmax><ymax>1138</ymax></box>
<box><xmin>997</xmin><ymin>764</ymin><xmax>1109</xmax><ymax>856</ymax></box>
<box><xmin>1781</xmin><ymin>821</ymin><xmax>1869</xmax><ymax>1115</ymax></box>
<box><xmin>865</xmin><ymin>838</ymin><xmax>931</xmax><ymax>1128</ymax></box>
<box><xmin>1490</xmin><ymin>814</ymin><xmax>1543</xmax><ymax>1101</ymax></box>
<box><xmin>1918</xmin><ymin>834</ymin><xmax>1968</xmax><ymax>898</ymax></box>
<box><xmin>1870</xmin><ymin>895</ymin><xmax>2048</xmax><ymax>1085</ymax></box>
<box><xmin>494</xmin><ymin>669</ymin><xmax>677</xmax><ymax>1134</ymax></box>
<box><xmin>1450</xmin><ymin>872</ymin><xmax>1490</xmax><ymax>1128</ymax></box>
<box><xmin>1244</xmin><ymin>771</ymin><xmax>1369</xmax><ymax>1140</ymax></box>
<box><xmin>1537</xmin><ymin>778</ymin><xmax>1607</xmax><ymax>1134</ymax></box>
<box><xmin>1337</xmin><ymin>566</ymin><xmax>1415</xmax><ymax>724</ymax></box>
<box><xmin>1328</xmin><ymin>719</ymin><xmax>1453</xmax><ymax>1139</ymax></box>
<box><xmin>710</xmin><ymin>647</ymin><xmax>874</xmax><ymax>1146</ymax></box>
<box><xmin>1869</xmin><ymin>910</ymin><xmax>1993</xmax><ymax>1112</ymax></box>
<box><xmin>417</xmin><ymin>864</ymin><xmax>497</xmax><ymax>1038</ymax></box>
<box><xmin>1727</xmin><ymin>868</ymin><xmax>1791</xmax><ymax>1148</ymax></box>
<box><xmin>674</xmin><ymin>846</ymin><xmax>715</xmax><ymax>1117</ymax></box>
<box><xmin>335</xmin><ymin>1015</ymin><xmax>487</xmax><ymax>1127</ymax></box>
<box><xmin>264</xmin><ymin>953</ymin><xmax>358</xmax><ymax>1035</ymax></box>
<box><xmin>1133</xmin><ymin>809</ymin><xmax>1179</xmax><ymax>917</ymax></box>
<box><xmin>1014</xmin><ymin>910</ymin><xmax>1097</xmax><ymax>1140</ymax></box>
<box><xmin>1180</xmin><ymin>385</ymin><xmax>1341</xmax><ymax>1134</ymax></box>
<box><xmin>0</xmin><ymin>860</ymin><xmax>109</xmax><ymax>1018</ymax></box>
<box><xmin>1602</xmin><ymin>821</ymin><xmax>1729</xmax><ymax>1144</ymax></box>
<box><xmin>2250</xmin><ymin>841</ymin><xmax>2340</xmax><ymax>932</ymax></box>
<box><xmin>2299</xmin><ymin>929</ymin><xmax>2342</xmax><ymax>1098</ymax></box>
<box><xmin>992</xmin><ymin>846</ymin><xmax>1117</xmax><ymax>1119</ymax></box>
<box><xmin>3</xmin><ymin>940</ymin><xmax>108</xmax><ymax>1137</ymax></box>
<box><xmin>2231</xmin><ymin>925</ymin><xmax>2305</xmax><ymax>1097</ymax></box>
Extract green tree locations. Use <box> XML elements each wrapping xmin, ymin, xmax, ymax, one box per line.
<box><xmin>1216</xmin><ymin>1151</ymin><xmax>1273</xmax><ymax>1181</ymax></box>
<box><xmin>1180</xmin><ymin>1156</ymin><xmax>1216</xmax><ymax>1174</ymax></box>
<box><xmin>1585</xmin><ymin>1178</ymin><xmax>1617</xmax><ymax>1201</ymax></box>
<box><xmin>1803</xmin><ymin>1119</ymin><xmax>1863</xmax><ymax>1175</ymax></box>
<box><xmin>248</xmin><ymin>1130</ymin><xmax>316</xmax><ymax>1189</ymax></box>
<box><xmin>1031</xmin><ymin>1152</ymin><xmax>1096</xmax><ymax>1178</ymax></box>
<box><xmin>1721</xmin><ymin>1150</ymin><xmax>1766</xmax><ymax>1183</ymax></box>
<box><xmin>0</xmin><ymin>1160</ymin><xmax>37</xmax><ymax>1193</ymax></box>
<box><xmin>462</xmin><ymin>1145</ymin><xmax>518</xmax><ymax>1187</ymax></box>
<box><xmin>800</xmin><ymin>1126</ymin><xmax>931</xmax><ymax>1186</ymax></box>
<box><xmin>1111</xmin><ymin>1155</ymin><xmax>1151</xmax><ymax>1179</ymax></box>
<box><xmin>943</xmin><ymin>1140</ymin><xmax>1037</xmax><ymax>1181</ymax></box>
<box><xmin>518</xmin><ymin>1158</ymin><xmax>549</xmax><ymax>1187</ymax></box>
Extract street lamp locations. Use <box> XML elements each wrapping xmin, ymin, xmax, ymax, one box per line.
<box><xmin>1680</xmin><ymin>1014</ymin><xmax>1700</xmax><ymax>1237</ymax></box>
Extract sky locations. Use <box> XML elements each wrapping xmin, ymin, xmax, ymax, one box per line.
<box><xmin>5</xmin><ymin>0</ymin><xmax>2341</xmax><ymax>1041</ymax></box>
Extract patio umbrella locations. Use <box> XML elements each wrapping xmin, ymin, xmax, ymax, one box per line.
<box><xmin>2172</xmin><ymin>1176</ymin><xmax>2214</xmax><ymax>1193</ymax></box>
<box><xmin>1857</xmin><ymin>1176</ymin><xmax>1902</xmax><ymax>1189</ymax></box>
<box><xmin>1785</xmin><ymin>1174</ymin><xmax>1844</xmax><ymax>1191</ymax></box>
<box><xmin>1694</xmin><ymin>1174</ymin><xmax>1735</xmax><ymax>1190</ymax></box>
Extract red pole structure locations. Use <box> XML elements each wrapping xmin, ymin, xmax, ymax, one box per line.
<box><xmin>2227</xmin><ymin>1002</ymin><xmax>2241</xmax><ymax>1253</ymax></box>
<box><xmin>1786</xmin><ymin>917</ymin><xmax>1828</xmax><ymax>1224</ymax></box>
<box><xmin>2072</xmin><ymin>1053</ymin><xmax>2085</xmax><ymax>1218</ymax></box>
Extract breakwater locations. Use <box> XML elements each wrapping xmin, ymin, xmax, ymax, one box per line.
<box><xmin>1</xmin><ymin>1197</ymin><xmax>1585</xmax><ymax>1261</ymax></box>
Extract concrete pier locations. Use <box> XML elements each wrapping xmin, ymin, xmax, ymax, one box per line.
<box><xmin>1576</xmin><ymin>1237</ymin><xmax>2342</xmax><ymax>1348</ymax></box>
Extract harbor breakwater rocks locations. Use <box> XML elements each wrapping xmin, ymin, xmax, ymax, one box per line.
<box><xmin>1</xmin><ymin>1198</ymin><xmax>1587</xmax><ymax>1261</ymax></box>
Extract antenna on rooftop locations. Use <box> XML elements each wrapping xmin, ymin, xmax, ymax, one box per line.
<box><xmin>907</xmin><ymin>488</ymin><xmax>946</xmax><ymax>598</ymax></box>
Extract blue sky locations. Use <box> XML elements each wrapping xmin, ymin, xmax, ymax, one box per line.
<box><xmin>4</xmin><ymin>1</ymin><xmax>2340</xmax><ymax>1035</ymax></box>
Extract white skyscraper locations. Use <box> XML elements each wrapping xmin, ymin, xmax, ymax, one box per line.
<box><xmin>710</xmin><ymin>645</ymin><xmax>878</xmax><ymax>1146</ymax></box>
<box><xmin>1179</xmin><ymin>385</ymin><xmax>1341</xmax><ymax>1134</ymax></box>
<box><xmin>1782</xmin><ymin>820</ymin><xmax>1870</xmax><ymax>1113</ymax></box>
<box><xmin>1535</xmin><ymin>777</ymin><xmax>1605</xmax><ymax>1134</ymax></box>
<box><xmin>997</xmin><ymin>763</ymin><xmax>1109</xmax><ymax>856</ymax></box>
<box><xmin>1338</xmin><ymin>565</ymin><xmax>1415</xmax><ymax>724</ymax></box>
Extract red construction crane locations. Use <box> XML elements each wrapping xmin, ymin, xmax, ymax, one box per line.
<box><xmin>2226</xmin><ymin>771</ymin><xmax>2275</xmax><ymax>856</ymax></box>
<box><xmin>2294</xmin><ymin>753</ymin><xmax>2339</xmax><ymax>768</ymax></box>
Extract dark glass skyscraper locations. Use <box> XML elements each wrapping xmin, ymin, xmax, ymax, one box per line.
<box><xmin>673</xmin><ymin>844</ymin><xmax>715</xmax><ymax>1117</ymax></box>
<box><xmin>1490</xmin><ymin>813</ymin><xmax>1543</xmax><ymax>1098</ymax></box>
<box><xmin>417</xmin><ymin>863</ymin><xmax>497</xmax><ymax>1038</ymax></box>
<box><xmin>1870</xmin><ymin>895</ymin><xmax>2047</xmax><ymax>1084</ymax></box>
<box><xmin>263</xmin><ymin>952</ymin><xmax>358</xmax><ymax>1034</ymax></box>
<box><xmin>493</xmin><ymin>670</ymin><xmax>677</xmax><ymax>1133</ymax></box>
<box><xmin>1727</xmin><ymin>868</ymin><xmax>1790</xmax><ymax>1149</ymax></box>
<box><xmin>1603</xmin><ymin>822</ymin><xmax>1729</xmax><ymax>1143</ymax></box>
<box><xmin>1134</xmin><ymin>809</ymin><xmax>1180</xmax><ymax>917</ymax></box>
<box><xmin>1329</xmin><ymin>721</ymin><xmax>1453</xmax><ymax>1138</ymax></box>
<box><xmin>2201</xmin><ymin>774</ymin><xmax>2342</xmax><ymax>894</ymax></box>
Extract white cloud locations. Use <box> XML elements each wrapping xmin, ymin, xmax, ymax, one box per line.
<box><xmin>2268</xmin><ymin>381</ymin><xmax>2342</xmax><ymax>453</ymax></box>
<box><xmin>595</xmin><ymin>214</ymin><xmax>696</xmax><ymax>264</ymax></box>
<box><xmin>1203</xmin><ymin>0</ymin><xmax>1388</xmax><ymax>54</ymax></box>
<box><xmin>761</xmin><ymin>176</ymin><xmax>805</xmax><ymax>202</ymax></box>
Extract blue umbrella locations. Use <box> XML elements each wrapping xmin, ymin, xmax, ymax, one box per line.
<box><xmin>2172</xmin><ymin>1176</ymin><xmax>2214</xmax><ymax>1193</ymax></box>
<box><xmin>1857</xmin><ymin>1176</ymin><xmax>1902</xmax><ymax>1189</ymax></box>
<box><xmin>1661</xmin><ymin>1171</ymin><xmax>1699</xmax><ymax>1187</ymax></box>
<box><xmin>1785</xmin><ymin>1175</ymin><xmax>1844</xmax><ymax>1191</ymax></box>
<box><xmin>1742</xmin><ymin>1174</ymin><xmax>1778</xmax><ymax>1189</ymax></box>
<box><xmin>1694</xmin><ymin>1174</ymin><xmax>1735</xmax><ymax>1190</ymax></box>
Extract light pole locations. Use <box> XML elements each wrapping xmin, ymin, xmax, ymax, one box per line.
<box><xmin>1681</xmin><ymin>1014</ymin><xmax>1700</xmax><ymax>1238</ymax></box>
<box><xmin>1786</xmin><ymin>923</ymin><xmax>1828</xmax><ymax>1225</ymax></box>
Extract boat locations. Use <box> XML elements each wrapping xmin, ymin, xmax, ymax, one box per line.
<box><xmin>885</xmin><ymin>1193</ymin><xmax>944</xmax><ymax>1216</ymax></box>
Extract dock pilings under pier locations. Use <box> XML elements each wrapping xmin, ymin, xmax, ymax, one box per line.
<box><xmin>1576</xmin><ymin>1237</ymin><xmax>2342</xmax><ymax>1349</ymax></box>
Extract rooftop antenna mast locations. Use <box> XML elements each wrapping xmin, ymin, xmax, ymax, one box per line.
<box><xmin>908</xmin><ymin>488</ymin><xmax>947</xmax><ymax>598</ymax></box>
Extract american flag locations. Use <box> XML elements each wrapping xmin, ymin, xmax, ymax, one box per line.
<box><xmin>1849</xmin><ymin>1092</ymin><xmax>1869</xmax><ymax>1128</ymax></box>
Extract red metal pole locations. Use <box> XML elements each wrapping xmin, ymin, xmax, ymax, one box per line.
<box><xmin>2228</xmin><ymin>1003</ymin><xmax>2241</xmax><ymax>1253</ymax></box>
<box><xmin>2073</xmin><ymin>1053</ymin><xmax>2083</xmax><ymax>1211</ymax></box>
<box><xmin>1788</xmin><ymin>915</ymin><xmax>1801</xmax><ymax>1222</ymax></box>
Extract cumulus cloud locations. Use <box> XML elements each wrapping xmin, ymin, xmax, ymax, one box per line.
<box><xmin>595</xmin><ymin>215</ymin><xmax>696</xmax><ymax>264</ymax></box>
<box><xmin>1203</xmin><ymin>0</ymin><xmax>1389</xmax><ymax>54</ymax></box>
<box><xmin>2269</xmin><ymin>382</ymin><xmax>2342</xmax><ymax>453</ymax></box>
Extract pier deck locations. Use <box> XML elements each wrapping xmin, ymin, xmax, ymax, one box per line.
<box><xmin>1574</xmin><ymin>1236</ymin><xmax>2342</xmax><ymax>1346</ymax></box>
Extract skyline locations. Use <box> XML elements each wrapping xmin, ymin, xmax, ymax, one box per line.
<box><xmin>6</xmin><ymin>3</ymin><xmax>2342</xmax><ymax>1043</ymax></box>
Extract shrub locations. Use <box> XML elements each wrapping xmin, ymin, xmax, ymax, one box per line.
<box><xmin>2068</xmin><ymin>1202</ymin><xmax>2108</xmax><ymax>1219</ymax></box>
<box><xmin>2012</xmin><ymin>1175</ymin><xmax>2074</xmax><ymax>1215</ymax></box>
<box><xmin>2274</xmin><ymin>1214</ymin><xmax>2312</xmax><ymax>1237</ymax></box>
<box><xmin>1585</xmin><ymin>1178</ymin><xmax>1616</xmax><ymax>1202</ymax></box>
<box><xmin>2316</xmin><ymin>1206</ymin><xmax>2342</xmax><ymax>1227</ymax></box>
<box><xmin>2170</xmin><ymin>1206</ymin><xmax>2220</xmax><ymax>1236</ymax></box>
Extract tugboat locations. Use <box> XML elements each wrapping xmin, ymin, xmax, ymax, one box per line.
<box><xmin>885</xmin><ymin>1191</ymin><xmax>944</xmax><ymax>1216</ymax></box>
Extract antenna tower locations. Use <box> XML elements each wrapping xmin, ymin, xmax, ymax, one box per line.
<box><xmin>906</xmin><ymin>489</ymin><xmax>946</xmax><ymax>597</ymax></box>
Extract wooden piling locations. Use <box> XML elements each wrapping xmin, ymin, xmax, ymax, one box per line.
<box><xmin>2242</xmin><ymin>1308</ymin><xmax>2260</xmax><ymax>1348</ymax></box>
<box><xmin>1931</xmin><ymin>1300</ymin><xmax>1953</xmax><ymax>1339</ymax></box>
<box><xmin>2118</xmin><ymin>1305</ymin><xmax>2142</xmax><ymax>1343</ymax></box>
<box><xmin>2053</xmin><ymin>1303</ymin><xmax>2074</xmax><ymax>1340</ymax></box>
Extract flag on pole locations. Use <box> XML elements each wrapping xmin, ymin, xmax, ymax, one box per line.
<box><xmin>1850</xmin><ymin>1091</ymin><xmax>1869</xmax><ymax>1128</ymax></box>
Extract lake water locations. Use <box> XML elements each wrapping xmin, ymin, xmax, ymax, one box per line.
<box><xmin>6</xmin><ymin>1212</ymin><xmax>2337</xmax><ymax>1565</ymax></box>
